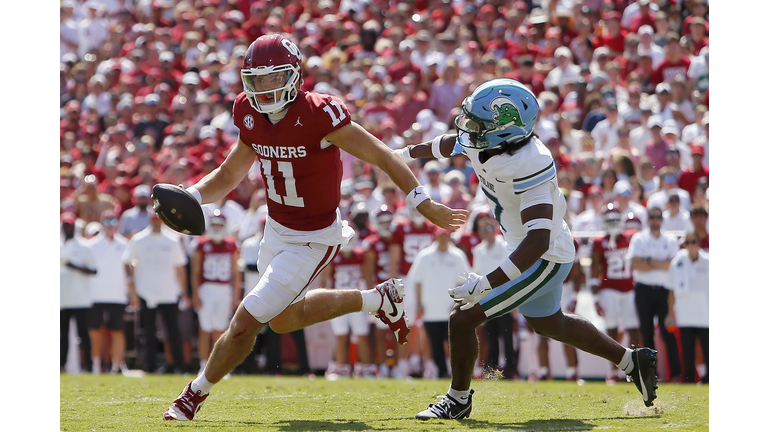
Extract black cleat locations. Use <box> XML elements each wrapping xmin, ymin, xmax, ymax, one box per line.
<box><xmin>627</xmin><ymin>348</ymin><xmax>658</xmax><ymax>407</ymax></box>
<box><xmin>415</xmin><ymin>389</ymin><xmax>474</xmax><ymax>420</ymax></box>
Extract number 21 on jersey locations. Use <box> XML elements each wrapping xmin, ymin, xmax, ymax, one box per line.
<box><xmin>261</xmin><ymin>159</ymin><xmax>305</xmax><ymax>207</ymax></box>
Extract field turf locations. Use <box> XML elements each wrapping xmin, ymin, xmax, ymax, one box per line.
<box><xmin>60</xmin><ymin>374</ymin><xmax>708</xmax><ymax>431</ymax></box>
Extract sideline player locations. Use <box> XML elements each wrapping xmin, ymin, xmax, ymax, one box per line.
<box><xmin>362</xmin><ymin>205</ymin><xmax>396</xmax><ymax>377</ymax></box>
<box><xmin>191</xmin><ymin>210</ymin><xmax>240</xmax><ymax>372</ymax></box>
<box><xmin>320</xmin><ymin>230</ymin><xmax>375</xmax><ymax>379</ymax></box>
<box><xmin>590</xmin><ymin>205</ymin><xmax>642</xmax><ymax>384</ymax></box>
<box><xmin>163</xmin><ymin>34</ymin><xmax>467</xmax><ymax>421</ymax></box>
<box><xmin>388</xmin><ymin>205</ymin><xmax>436</xmax><ymax>378</ymax></box>
<box><xmin>393</xmin><ymin>79</ymin><xmax>658</xmax><ymax>419</ymax></box>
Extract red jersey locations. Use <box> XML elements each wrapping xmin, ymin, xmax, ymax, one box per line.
<box><xmin>362</xmin><ymin>233</ymin><xmax>392</xmax><ymax>284</ymax></box>
<box><xmin>456</xmin><ymin>232</ymin><xmax>481</xmax><ymax>267</ymax></box>
<box><xmin>390</xmin><ymin>221</ymin><xmax>435</xmax><ymax>276</ymax></box>
<box><xmin>593</xmin><ymin>234</ymin><xmax>634</xmax><ymax>292</ymax></box>
<box><xmin>328</xmin><ymin>247</ymin><xmax>366</xmax><ymax>290</ymax></box>
<box><xmin>652</xmin><ymin>56</ymin><xmax>691</xmax><ymax>85</ymax></box>
<box><xmin>233</xmin><ymin>91</ymin><xmax>351</xmax><ymax>231</ymax></box>
<box><xmin>196</xmin><ymin>237</ymin><xmax>239</xmax><ymax>285</ymax></box>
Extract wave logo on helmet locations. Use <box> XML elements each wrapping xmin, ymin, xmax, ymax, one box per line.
<box><xmin>490</xmin><ymin>97</ymin><xmax>525</xmax><ymax>129</ymax></box>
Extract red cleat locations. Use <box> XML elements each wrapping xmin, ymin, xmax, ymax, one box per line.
<box><xmin>163</xmin><ymin>381</ymin><xmax>208</xmax><ymax>421</ymax></box>
<box><xmin>373</xmin><ymin>278</ymin><xmax>410</xmax><ymax>344</ymax></box>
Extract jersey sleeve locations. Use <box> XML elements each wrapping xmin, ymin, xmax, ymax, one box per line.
<box><xmin>512</xmin><ymin>154</ymin><xmax>558</xmax><ymax>195</ymax></box>
<box><xmin>306</xmin><ymin>92</ymin><xmax>352</xmax><ymax>138</ymax></box>
<box><xmin>232</xmin><ymin>93</ymin><xmax>250</xmax><ymax>133</ymax></box>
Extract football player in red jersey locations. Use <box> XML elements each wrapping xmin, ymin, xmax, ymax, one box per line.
<box><xmin>165</xmin><ymin>34</ymin><xmax>468</xmax><ymax>421</ymax></box>
<box><xmin>590</xmin><ymin>205</ymin><xmax>641</xmax><ymax>384</ymax></box>
<box><xmin>388</xmin><ymin>205</ymin><xmax>436</xmax><ymax>378</ymax></box>
<box><xmin>362</xmin><ymin>205</ymin><xmax>396</xmax><ymax>377</ymax></box>
<box><xmin>191</xmin><ymin>210</ymin><xmax>240</xmax><ymax>373</ymax></box>
<box><xmin>321</xmin><ymin>231</ymin><xmax>375</xmax><ymax>379</ymax></box>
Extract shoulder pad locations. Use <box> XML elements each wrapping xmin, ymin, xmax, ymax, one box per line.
<box><xmin>512</xmin><ymin>154</ymin><xmax>557</xmax><ymax>195</ymax></box>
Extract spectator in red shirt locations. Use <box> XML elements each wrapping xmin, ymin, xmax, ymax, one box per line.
<box><xmin>484</xmin><ymin>20</ymin><xmax>513</xmax><ymax>59</ymax></box>
<box><xmin>552</xmin><ymin>9</ymin><xmax>579</xmax><ymax>47</ymax></box>
<box><xmin>688</xmin><ymin>17</ymin><xmax>709</xmax><ymax>56</ymax></box>
<box><xmin>388</xmin><ymin>40</ymin><xmax>422</xmax><ymax>84</ymax></box>
<box><xmin>592</xmin><ymin>11</ymin><xmax>627</xmax><ymax>58</ymax></box>
<box><xmin>504</xmin><ymin>55</ymin><xmax>546</xmax><ymax>96</ymax></box>
<box><xmin>361</xmin><ymin>84</ymin><xmax>396</xmax><ymax>126</ymax></box>
<box><xmin>390</xmin><ymin>76</ymin><xmax>429</xmax><ymax>135</ymax></box>
<box><xmin>681</xmin><ymin>0</ymin><xmax>709</xmax><ymax>37</ymax></box>
<box><xmin>652</xmin><ymin>33</ymin><xmax>690</xmax><ymax>85</ymax></box>
<box><xmin>505</xmin><ymin>27</ymin><xmax>541</xmax><ymax>67</ymax></box>
<box><xmin>689</xmin><ymin>204</ymin><xmax>709</xmax><ymax>251</ymax></box>
<box><xmin>677</xmin><ymin>144</ymin><xmax>708</xmax><ymax>197</ymax></box>
<box><xmin>614</xmin><ymin>33</ymin><xmax>640</xmax><ymax>81</ymax></box>
<box><xmin>628</xmin><ymin>0</ymin><xmax>656</xmax><ymax>34</ymax></box>
<box><xmin>644</xmin><ymin>116</ymin><xmax>668</xmax><ymax>174</ymax></box>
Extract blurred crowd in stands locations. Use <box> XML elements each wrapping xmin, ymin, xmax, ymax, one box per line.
<box><xmin>60</xmin><ymin>0</ymin><xmax>709</xmax><ymax>383</ymax></box>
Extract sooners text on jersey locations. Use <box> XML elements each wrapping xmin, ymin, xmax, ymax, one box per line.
<box><xmin>233</xmin><ymin>91</ymin><xmax>351</xmax><ymax>231</ymax></box>
<box><xmin>593</xmin><ymin>234</ymin><xmax>634</xmax><ymax>292</ymax></box>
<box><xmin>197</xmin><ymin>237</ymin><xmax>239</xmax><ymax>284</ymax></box>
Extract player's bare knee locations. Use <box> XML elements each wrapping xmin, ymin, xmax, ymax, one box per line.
<box><xmin>228</xmin><ymin>308</ymin><xmax>263</xmax><ymax>340</ymax></box>
<box><xmin>449</xmin><ymin>305</ymin><xmax>485</xmax><ymax>331</ymax></box>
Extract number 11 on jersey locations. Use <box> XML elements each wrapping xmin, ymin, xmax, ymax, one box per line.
<box><xmin>261</xmin><ymin>159</ymin><xmax>305</xmax><ymax>207</ymax></box>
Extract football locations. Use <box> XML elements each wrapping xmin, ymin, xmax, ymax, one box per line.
<box><xmin>151</xmin><ymin>183</ymin><xmax>206</xmax><ymax>235</ymax></box>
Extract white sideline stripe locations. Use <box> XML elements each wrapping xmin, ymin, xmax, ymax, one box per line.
<box><xmin>485</xmin><ymin>261</ymin><xmax>557</xmax><ymax>317</ymax></box>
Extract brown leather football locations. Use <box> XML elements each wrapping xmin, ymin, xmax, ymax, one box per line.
<box><xmin>151</xmin><ymin>184</ymin><xmax>206</xmax><ymax>235</ymax></box>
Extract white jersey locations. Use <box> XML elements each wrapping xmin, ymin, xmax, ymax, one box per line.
<box><xmin>463</xmin><ymin>137</ymin><xmax>575</xmax><ymax>263</ymax></box>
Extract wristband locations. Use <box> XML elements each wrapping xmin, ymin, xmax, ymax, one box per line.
<box><xmin>589</xmin><ymin>277</ymin><xmax>599</xmax><ymax>287</ymax></box>
<box><xmin>499</xmin><ymin>258</ymin><xmax>522</xmax><ymax>282</ymax></box>
<box><xmin>394</xmin><ymin>146</ymin><xmax>415</xmax><ymax>163</ymax></box>
<box><xmin>406</xmin><ymin>185</ymin><xmax>431</xmax><ymax>209</ymax></box>
<box><xmin>523</xmin><ymin>218</ymin><xmax>553</xmax><ymax>233</ymax></box>
<box><xmin>431</xmin><ymin>134</ymin><xmax>446</xmax><ymax>159</ymax></box>
<box><xmin>187</xmin><ymin>187</ymin><xmax>202</xmax><ymax>204</ymax></box>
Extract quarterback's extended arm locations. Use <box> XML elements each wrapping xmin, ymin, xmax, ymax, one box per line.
<box><xmin>187</xmin><ymin>137</ymin><xmax>257</xmax><ymax>205</ymax></box>
<box><xmin>326</xmin><ymin>122</ymin><xmax>468</xmax><ymax>230</ymax></box>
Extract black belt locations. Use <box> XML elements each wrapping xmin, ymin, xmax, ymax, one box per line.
<box><xmin>637</xmin><ymin>282</ymin><xmax>666</xmax><ymax>289</ymax></box>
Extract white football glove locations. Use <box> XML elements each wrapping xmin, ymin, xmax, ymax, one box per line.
<box><xmin>448</xmin><ymin>272</ymin><xmax>493</xmax><ymax>311</ymax></box>
<box><xmin>393</xmin><ymin>145</ymin><xmax>415</xmax><ymax>163</ymax></box>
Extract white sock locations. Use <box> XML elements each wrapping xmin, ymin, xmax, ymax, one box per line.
<box><xmin>360</xmin><ymin>289</ymin><xmax>382</xmax><ymax>313</ymax></box>
<box><xmin>191</xmin><ymin>373</ymin><xmax>214</xmax><ymax>395</ymax></box>
<box><xmin>199</xmin><ymin>359</ymin><xmax>207</xmax><ymax>371</ymax></box>
<box><xmin>447</xmin><ymin>387</ymin><xmax>471</xmax><ymax>403</ymax></box>
<box><xmin>92</xmin><ymin>357</ymin><xmax>101</xmax><ymax>373</ymax></box>
<box><xmin>616</xmin><ymin>348</ymin><xmax>634</xmax><ymax>374</ymax></box>
<box><xmin>538</xmin><ymin>366</ymin><xmax>549</xmax><ymax>376</ymax></box>
<box><xmin>566</xmin><ymin>367</ymin><xmax>577</xmax><ymax>379</ymax></box>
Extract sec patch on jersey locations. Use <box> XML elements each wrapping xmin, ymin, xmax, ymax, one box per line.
<box><xmin>152</xmin><ymin>184</ymin><xmax>206</xmax><ymax>235</ymax></box>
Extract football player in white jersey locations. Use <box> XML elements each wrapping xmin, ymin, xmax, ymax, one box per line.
<box><xmin>395</xmin><ymin>79</ymin><xmax>659</xmax><ymax>419</ymax></box>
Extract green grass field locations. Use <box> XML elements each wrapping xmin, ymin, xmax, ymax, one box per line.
<box><xmin>60</xmin><ymin>374</ymin><xmax>708</xmax><ymax>431</ymax></box>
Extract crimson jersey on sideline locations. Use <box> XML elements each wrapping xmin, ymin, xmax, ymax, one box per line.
<box><xmin>362</xmin><ymin>232</ymin><xmax>392</xmax><ymax>284</ymax></box>
<box><xmin>233</xmin><ymin>91</ymin><xmax>351</xmax><ymax>231</ymax></box>
<box><xmin>328</xmin><ymin>247</ymin><xmax>366</xmax><ymax>290</ymax></box>
<box><xmin>456</xmin><ymin>232</ymin><xmax>481</xmax><ymax>267</ymax></box>
<box><xmin>390</xmin><ymin>221</ymin><xmax>435</xmax><ymax>276</ymax></box>
<box><xmin>593</xmin><ymin>234</ymin><xmax>634</xmax><ymax>292</ymax></box>
<box><xmin>195</xmin><ymin>236</ymin><xmax>239</xmax><ymax>284</ymax></box>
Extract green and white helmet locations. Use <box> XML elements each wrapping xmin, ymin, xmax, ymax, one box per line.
<box><xmin>452</xmin><ymin>79</ymin><xmax>539</xmax><ymax>155</ymax></box>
